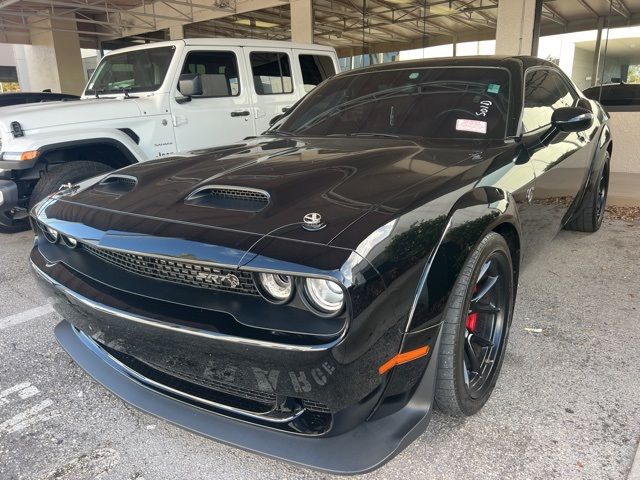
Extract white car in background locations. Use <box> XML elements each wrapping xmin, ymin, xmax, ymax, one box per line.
<box><xmin>0</xmin><ymin>38</ymin><xmax>339</xmax><ymax>231</ymax></box>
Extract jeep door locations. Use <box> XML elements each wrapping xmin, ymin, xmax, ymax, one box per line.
<box><xmin>242</xmin><ymin>47</ymin><xmax>300</xmax><ymax>134</ymax></box>
<box><xmin>170</xmin><ymin>47</ymin><xmax>256</xmax><ymax>152</ymax></box>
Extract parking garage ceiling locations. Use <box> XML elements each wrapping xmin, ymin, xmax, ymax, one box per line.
<box><xmin>1</xmin><ymin>0</ymin><xmax>640</xmax><ymax>53</ymax></box>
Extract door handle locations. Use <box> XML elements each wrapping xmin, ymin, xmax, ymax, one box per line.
<box><xmin>231</xmin><ymin>110</ymin><xmax>250</xmax><ymax>117</ymax></box>
<box><xmin>577</xmin><ymin>132</ymin><xmax>587</xmax><ymax>142</ymax></box>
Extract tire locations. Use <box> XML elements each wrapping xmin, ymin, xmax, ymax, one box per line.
<box><xmin>0</xmin><ymin>216</ymin><xmax>29</xmax><ymax>233</ymax></box>
<box><xmin>564</xmin><ymin>151</ymin><xmax>610</xmax><ymax>233</ymax></box>
<box><xmin>29</xmin><ymin>161</ymin><xmax>113</xmax><ymax>212</ymax></box>
<box><xmin>434</xmin><ymin>232</ymin><xmax>515</xmax><ymax>417</ymax></box>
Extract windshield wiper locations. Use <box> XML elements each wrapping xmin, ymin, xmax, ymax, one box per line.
<box><xmin>265</xmin><ymin>130</ymin><xmax>295</xmax><ymax>137</ymax></box>
<box><xmin>338</xmin><ymin>132</ymin><xmax>402</xmax><ymax>139</ymax></box>
<box><xmin>120</xmin><ymin>87</ymin><xmax>138</xmax><ymax>99</ymax></box>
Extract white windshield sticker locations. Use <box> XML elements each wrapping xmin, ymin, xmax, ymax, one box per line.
<box><xmin>456</xmin><ymin>119</ymin><xmax>487</xmax><ymax>134</ymax></box>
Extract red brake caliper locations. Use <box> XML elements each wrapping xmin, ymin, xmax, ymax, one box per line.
<box><xmin>467</xmin><ymin>285</ymin><xmax>479</xmax><ymax>332</ymax></box>
<box><xmin>466</xmin><ymin>312</ymin><xmax>478</xmax><ymax>332</ymax></box>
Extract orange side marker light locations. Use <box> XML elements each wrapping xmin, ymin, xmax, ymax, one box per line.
<box><xmin>20</xmin><ymin>150</ymin><xmax>39</xmax><ymax>161</ymax></box>
<box><xmin>378</xmin><ymin>345</ymin><xmax>430</xmax><ymax>375</ymax></box>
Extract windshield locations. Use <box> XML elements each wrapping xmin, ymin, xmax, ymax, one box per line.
<box><xmin>85</xmin><ymin>46</ymin><xmax>175</xmax><ymax>95</ymax></box>
<box><xmin>278</xmin><ymin>66</ymin><xmax>511</xmax><ymax>139</ymax></box>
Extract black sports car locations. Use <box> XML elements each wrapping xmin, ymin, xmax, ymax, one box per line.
<box><xmin>30</xmin><ymin>56</ymin><xmax>611</xmax><ymax>474</ymax></box>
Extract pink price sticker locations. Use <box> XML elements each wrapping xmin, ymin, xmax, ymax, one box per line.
<box><xmin>456</xmin><ymin>119</ymin><xmax>487</xmax><ymax>134</ymax></box>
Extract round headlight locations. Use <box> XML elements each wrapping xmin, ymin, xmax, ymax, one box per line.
<box><xmin>304</xmin><ymin>278</ymin><xmax>344</xmax><ymax>315</ymax></box>
<box><xmin>257</xmin><ymin>273</ymin><xmax>294</xmax><ymax>303</ymax></box>
<box><xmin>43</xmin><ymin>225</ymin><xmax>59</xmax><ymax>243</ymax></box>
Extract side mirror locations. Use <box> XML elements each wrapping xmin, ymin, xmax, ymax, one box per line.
<box><xmin>551</xmin><ymin>107</ymin><xmax>593</xmax><ymax>133</ymax></box>
<box><xmin>178</xmin><ymin>73</ymin><xmax>203</xmax><ymax>98</ymax></box>
<box><xmin>269</xmin><ymin>113</ymin><xmax>284</xmax><ymax>127</ymax></box>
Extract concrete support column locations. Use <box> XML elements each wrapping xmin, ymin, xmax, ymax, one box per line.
<box><xmin>169</xmin><ymin>24</ymin><xmax>185</xmax><ymax>40</ymax></box>
<box><xmin>290</xmin><ymin>0</ymin><xmax>314</xmax><ymax>44</ymax></box>
<box><xmin>21</xmin><ymin>15</ymin><xmax>85</xmax><ymax>95</ymax></box>
<box><xmin>495</xmin><ymin>0</ymin><xmax>543</xmax><ymax>56</ymax></box>
<box><xmin>591</xmin><ymin>17</ymin><xmax>605</xmax><ymax>86</ymax></box>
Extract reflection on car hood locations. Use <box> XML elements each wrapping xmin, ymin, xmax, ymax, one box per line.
<box><xmin>46</xmin><ymin>136</ymin><xmax>509</xmax><ymax>250</ymax></box>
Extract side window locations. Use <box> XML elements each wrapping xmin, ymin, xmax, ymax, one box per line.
<box><xmin>523</xmin><ymin>69</ymin><xmax>577</xmax><ymax>132</ymax></box>
<box><xmin>180</xmin><ymin>51</ymin><xmax>240</xmax><ymax>97</ymax></box>
<box><xmin>299</xmin><ymin>55</ymin><xmax>336</xmax><ymax>92</ymax></box>
<box><xmin>249</xmin><ymin>52</ymin><xmax>293</xmax><ymax>95</ymax></box>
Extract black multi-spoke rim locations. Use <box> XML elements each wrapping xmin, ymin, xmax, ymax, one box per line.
<box><xmin>596</xmin><ymin>164</ymin><xmax>609</xmax><ymax>222</ymax></box>
<box><xmin>463</xmin><ymin>252</ymin><xmax>511</xmax><ymax>399</ymax></box>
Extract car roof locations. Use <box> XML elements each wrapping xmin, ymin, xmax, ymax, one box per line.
<box><xmin>338</xmin><ymin>55</ymin><xmax>557</xmax><ymax>76</ymax></box>
<box><xmin>103</xmin><ymin>38</ymin><xmax>336</xmax><ymax>57</ymax></box>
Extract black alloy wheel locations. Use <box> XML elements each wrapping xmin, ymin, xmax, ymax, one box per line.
<box><xmin>463</xmin><ymin>253</ymin><xmax>510</xmax><ymax>398</ymax></box>
<box><xmin>435</xmin><ymin>232</ymin><xmax>514</xmax><ymax>416</ymax></box>
<box><xmin>595</xmin><ymin>159</ymin><xmax>609</xmax><ymax>227</ymax></box>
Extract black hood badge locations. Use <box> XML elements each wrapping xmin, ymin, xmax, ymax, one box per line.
<box><xmin>302</xmin><ymin>212</ymin><xmax>326</xmax><ymax>231</ymax></box>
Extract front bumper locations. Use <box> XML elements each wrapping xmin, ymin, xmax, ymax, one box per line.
<box><xmin>54</xmin><ymin>318</ymin><xmax>438</xmax><ymax>474</ymax></box>
<box><xmin>32</xmin><ymin>239</ymin><xmax>441</xmax><ymax>473</ymax></box>
<box><xmin>0</xmin><ymin>179</ymin><xmax>18</xmax><ymax>212</ymax></box>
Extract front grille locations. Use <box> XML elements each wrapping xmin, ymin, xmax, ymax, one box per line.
<box><xmin>82</xmin><ymin>244</ymin><xmax>260</xmax><ymax>296</ymax></box>
<box><xmin>149</xmin><ymin>359</ymin><xmax>278</xmax><ymax>406</ymax></box>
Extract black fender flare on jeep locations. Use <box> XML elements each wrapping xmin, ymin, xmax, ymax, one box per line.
<box><xmin>0</xmin><ymin>138</ymin><xmax>139</xmax><ymax>231</ymax></box>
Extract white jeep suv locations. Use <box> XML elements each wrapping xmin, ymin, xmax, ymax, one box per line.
<box><xmin>0</xmin><ymin>38</ymin><xmax>338</xmax><ymax>230</ymax></box>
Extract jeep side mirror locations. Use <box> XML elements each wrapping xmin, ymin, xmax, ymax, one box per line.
<box><xmin>178</xmin><ymin>74</ymin><xmax>203</xmax><ymax>98</ymax></box>
<box><xmin>551</xmin><ymin>107</ymin><xmax>593</xmax><ymax>133</ymax></box>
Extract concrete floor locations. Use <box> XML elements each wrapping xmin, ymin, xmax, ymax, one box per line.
<box><xmin>0</xmin><ymin>218</ymin><xmax>639</xmax><ymax>480</ymax></box>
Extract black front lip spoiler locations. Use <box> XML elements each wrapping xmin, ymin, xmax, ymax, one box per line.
<box><xmin>55</xmin><ymin>319</ymin><xmax>440</xmax><ymax>475</ymax></box>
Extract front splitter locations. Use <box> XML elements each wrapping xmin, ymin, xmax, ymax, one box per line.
<box><xmin>55</xmin><ymin>319</ymin><xmax>438</xmax><ymax>475</ymax></box>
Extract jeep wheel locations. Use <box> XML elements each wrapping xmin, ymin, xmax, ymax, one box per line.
<box><xmin>29</xmin><ymin>161</ymin><xmax>113</xmax><ymax>213</ymax></box>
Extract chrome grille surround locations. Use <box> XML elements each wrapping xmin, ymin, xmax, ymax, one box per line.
<box><xmin>81</xmin><ymin>243</ymin><xmax>260</xmax><ymax>296</ymax></box>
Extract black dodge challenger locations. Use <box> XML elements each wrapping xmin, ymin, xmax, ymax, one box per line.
<box><xmin>30</xmin><ymin>56</ymin><xmax>611</xmax><ymax>474</ymax></box>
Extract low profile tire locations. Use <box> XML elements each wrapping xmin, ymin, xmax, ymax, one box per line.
<box><xmin>29</xmin><ymin>161</ymin><xmax>113</xmax><ymax>212</ymax></box>
<box><xmin>434</xmin><ymin>232</ymin><xmax>515</xmax><ymax>417</ymax></box>
<box><xmin>564</xmin><ymin>152</ymin><xmax>610</xmax><ymax>233</ymax></box>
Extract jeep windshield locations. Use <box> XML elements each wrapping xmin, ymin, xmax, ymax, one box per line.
<box><xmin>85</xmin><ymin>46</ymin><xmax>175</xmax><ymax>95</ymax></box>
<box><xmin>277</xmin><ymin>66</ymin><xmax>511</xmax><ymax>139</ymax></box>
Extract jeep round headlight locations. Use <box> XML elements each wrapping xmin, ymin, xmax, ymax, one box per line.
<box><xmin>257</xmin><ymin>273</ymin><xmax>294</xmax><ymax>303</ymax></box>
<box><xmin>304</xmin><ymin>278</ymin><xmax>344</xmax><ymax>315</ymax></box>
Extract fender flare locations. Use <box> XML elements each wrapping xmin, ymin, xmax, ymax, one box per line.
<box><xmin>37</xmin><ymin>137</ymin><xmax>140</xmax><ymax>165</ymax></box>
<box><xmin>405</xmin><ymin>185</ymin><xmax>522</xmax><ymax>333</ymax></box>
<box><xmin>369</xmin><ymin>186</ymin><xmax>523</xmax><ymax>420</ymax></box>
<box><xmin>564</xmin><ymin>122</ymin><xmax>612</xmax><ymax>226</ymax></box>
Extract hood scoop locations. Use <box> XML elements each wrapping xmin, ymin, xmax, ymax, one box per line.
<box><xmin>185</xmin><ymin>185</ymin><xmax>270</xmax><ymax>212</ymax></box>
<box><xmin>93</xmin><ymin>174</ymin><xmax>138</xmax><ymax>195</ymax></box>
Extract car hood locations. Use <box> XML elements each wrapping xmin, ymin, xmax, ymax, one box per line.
<box><xmin>0</xmin><ymin>97</ymin><xmax>143</xmax><ymax>133</ymax></box>
<box><xmin>43</xmin><ymin>136</ymin><xmax>510</xmax><ymax>252</ymax></box>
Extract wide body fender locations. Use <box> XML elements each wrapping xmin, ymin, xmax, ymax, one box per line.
<box><xmin>368</xmin><ymin>186</ymin><xmax>522</xmax><ymax>417</ymax></box>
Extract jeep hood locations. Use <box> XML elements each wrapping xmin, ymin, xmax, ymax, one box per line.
<box><xmin>0</xmin><ymin>97</ymin><xmax>144</xmax><ymax>133</ymax></box>
<box><xmin>40</xmin><ymin>136</ymin><xmax>509</xmax><ymax>252</ymax></box>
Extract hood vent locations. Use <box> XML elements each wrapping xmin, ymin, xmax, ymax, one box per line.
<box><xmin>185</xmin><ymin>185</ymin><xmax>270</xmax><ymax>212</ymax></box>
<box><xmin>94</xmin><ymin>174</ymin><xmax>138</xmax><ymax>195</ymax></box>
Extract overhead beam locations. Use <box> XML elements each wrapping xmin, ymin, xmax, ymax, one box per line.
<box><xmin>611</xmin><ymin>0</ymin><xmax>630</xmax><ymax>18</ymax></box>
